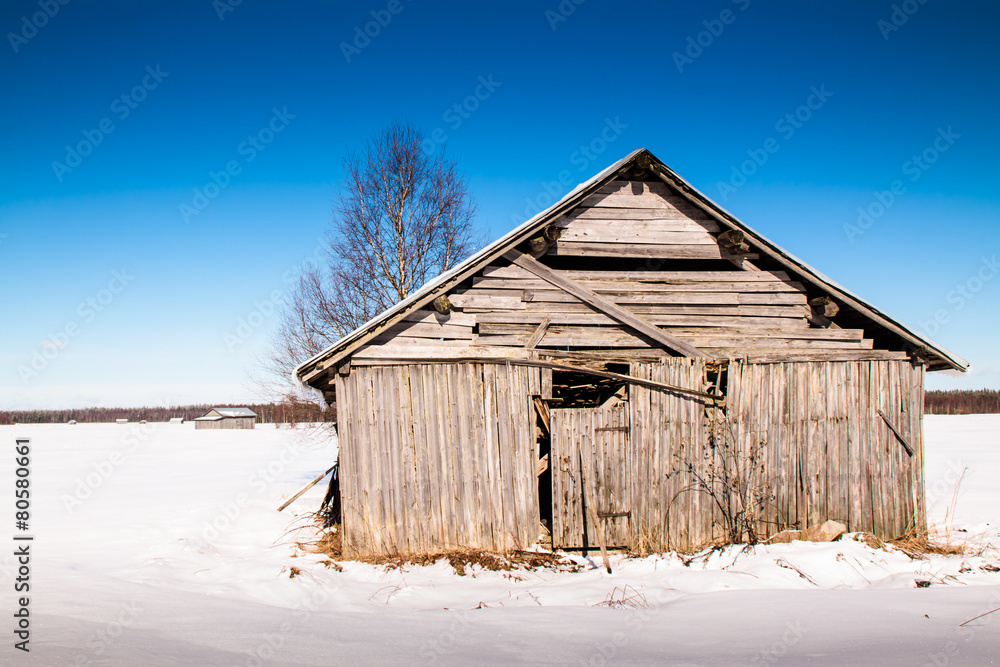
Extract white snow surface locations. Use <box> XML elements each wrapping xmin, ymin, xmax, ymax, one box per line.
<box><xmin>0</xmin><ymin>415</ymin><xmax>997</xmax><ymax>666</ymax></box>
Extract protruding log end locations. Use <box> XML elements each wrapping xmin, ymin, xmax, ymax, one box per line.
<box><xmin>433</xmin><ymin>294</ymin><xmax>453</xmax><ymax>314</ymax></box>
<box><xmin>809</xmin><ymin>296</ymin><xmax>840</xmax><ymax>318</ymax></box>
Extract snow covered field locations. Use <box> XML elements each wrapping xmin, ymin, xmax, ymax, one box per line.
<box><xmin>0</xmin><ymin>416</ymin><xmax>998</xmax><ymax>666</ymax></box>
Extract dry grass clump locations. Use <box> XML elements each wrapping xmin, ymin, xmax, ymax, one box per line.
<box><xmin>374</xmin><ymin>549</ymin><xmax>583</xmax><ymax>576</ymax></box>
<box><xmin>593</xmin><ymin>585</ymin><xmax>648</xmax><ymax>609</ymax></box>
<box><xmin>302</xmin><ymin>527</ymin><xmax>582</xmax><ymax>575</ymax></box>
<box><xmin>889</xmin><ymin>529</ymin><xmax>967</xmax><ymax>558</ymax></box>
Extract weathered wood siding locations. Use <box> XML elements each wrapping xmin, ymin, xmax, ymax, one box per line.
<box><xmin>194</xmin><ymin>416</ymin><xmax>255</xmax><ymax>429</ymax></box>
<box><xmin>629</xmin><ymin>358</ymin><xmax>712</xmax><ymax>552</ymax></box>
<box><xmin>550</xmin><ymin>402</ymin><xmax>631</xmax><ymax>549</ymax></box>
<box><xmin>726</xmin><ymin>359</ymin><xmax>925</xmax><ymax>541</ymax></box>
<box><xmin>335</xmin><ymin>362</ymin><xmax>540</xmax><ymax>556</ymax></box>
<box><xmin>354</xmin><ymin>179</ymin><xmax>908</xmax><ymax>365</ymax></box>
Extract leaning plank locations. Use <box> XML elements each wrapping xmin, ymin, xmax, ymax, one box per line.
<box><xmin>524</xmin><ymin>316</ymin><xmax>551</xmax><ymax>350</ymax></box>
<box><xmin>502</xmin><ymin>250</ymin><xmax>707</xmax><ymax>359</ymax></box>
<box><xmin>276</xmin><ymin>465</ymin><xmax>337</xmax><ymax>512</ymax></box>
<box><xmin>877</xmin><ymin>409</ymin><xmax>915</xmax><ymax>457</ymax></box>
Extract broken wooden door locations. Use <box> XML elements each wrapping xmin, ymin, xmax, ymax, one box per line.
<box><xmin>550</xmin><ymin>402</ymin><xmax>630</xmax><ymax>549</ymax></box>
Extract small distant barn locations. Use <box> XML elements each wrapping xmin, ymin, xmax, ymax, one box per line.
<box><xmin>296</xmin><ymin>148</ymin><xmax>967</xmax><ymax>558</ymax></box>
<box><xmin>194</xmin><ymin>407</ymin><xmax>257</xmax><ymax>430</ymax></box>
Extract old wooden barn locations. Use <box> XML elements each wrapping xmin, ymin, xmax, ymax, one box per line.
<box><xmin>194</xmin><ymin>407</ymin><xmax>257</xmax><ymax>430</ymax></box>
<box><xmin>296</xmin><ymin>149</ymin><xmax>967</xmax><ymax>557</ymax></box>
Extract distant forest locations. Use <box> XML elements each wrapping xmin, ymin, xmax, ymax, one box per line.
<box><xmin>2</xmin><ymin>389</ymin><xmax>996</xmax><ymax>424</ymax></box>
<box><xmin>0</xmin><ymin>400</ymin><xmax>335</xmax><ymax>425</ymax></box>
<box><xmin>924</xmin><ymin>389</ymin><xmax>1000</xmax><ymax>415</ymax></box>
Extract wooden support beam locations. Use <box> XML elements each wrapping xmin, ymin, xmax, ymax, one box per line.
<box><xmin>525</xmin><ymin>316</ymin><xmax>551</xmax><ymax>350</ymax></box>
<box><xmin>501</xmin><ymin>250</ymin><xmax>708</xmax><ymax>359</ymax></box>
<box><xmin>533</xmin><ymin>396</ymin><xmax>551</xmax><ymax>434</ymax></box>
<box><xmin>536</xmin><ymin>453</ymin><xmax>550</xmax><ymax>476</ymax></box>
<box><xmin>878</xmin><ymin>409</ymin><xmax>915</xmax><ymax>457</ymax></box>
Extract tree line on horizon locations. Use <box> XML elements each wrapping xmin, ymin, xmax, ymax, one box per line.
<box><xmin>2</xmin><ymin>389</ymin><xmax>996</xmax><ymax>424</ymax></box>
<box><xmin>0</xmin><ymin>398</ymin><xmax>334</xmax><ymax>425</ymax></box>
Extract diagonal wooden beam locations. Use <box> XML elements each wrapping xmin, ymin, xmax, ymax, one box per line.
<box><xmin>502</xmin><ymin>250</ymin><xmax>707</xmax><ymax>359</ymax></box>
<box><xmin>525</xmin><ymin>315</ymin><xmax>551</xmax><ymax>350</ymax></box>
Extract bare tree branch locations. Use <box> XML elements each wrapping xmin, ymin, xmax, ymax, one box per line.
<box><xmin>259</xmin><ymin>122</ymin><xmax>481</xmax><ymax>399</ymax></box>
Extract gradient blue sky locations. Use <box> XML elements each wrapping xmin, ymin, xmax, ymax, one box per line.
<box><xmin>1</xmin><ymin>0</ymin><xmax>998</xmax><ymax>409</ymax></box>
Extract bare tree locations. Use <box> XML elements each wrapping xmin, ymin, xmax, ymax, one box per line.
<box><xmin>258</xmin><ymin>122</ymin><xmax>479</xmax><ymax>398</ymax></box>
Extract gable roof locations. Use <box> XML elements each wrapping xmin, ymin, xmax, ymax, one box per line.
<box><xmin>206</xmin><ymin>407</ymin><xmax>257</xmax><ymax>418</ymax></box>
<box><xmin>296</xmin><ymin>148</ymin><xmax>967</xmax><ymax>388</ymax></box>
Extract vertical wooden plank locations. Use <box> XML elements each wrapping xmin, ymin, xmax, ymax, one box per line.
<box><xmin>334</xmin><ymin>374</ymin><xmax>354</xmax><ymax>555</ymax></box>
<box><xmin>513</xmin><ymin>366</ymin><xmax>536</xmax><ymax>548</ymax></box>
<box><xmin>867</xmin><ymin>361</ymin><xmax>883</xmax><ymax>537</ymax></box>
<box><xmin>394</xmin><ymin>365</ymin><xmax>419</xmax><ymax>554</ymax></box>
<box><xmin>480</xmin><ymin>363</ymin><xmax>500</xmax><ymax>550</ymax></box>
<box><xmin>410</xmin><ymin>365</ymin><xmax>437</xmax><ymax>551</ymax></box>
<box><xmin>795</xmin><ymin>362</ymin><xmax>811</xmax><ymax>528</ymax></box>
<box><xmin>496</xmin><ymin>363</ymin><xmax>519</xmax><ymax>548</ymax></box>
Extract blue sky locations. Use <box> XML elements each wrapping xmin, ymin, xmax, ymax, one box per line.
<box><xmin>1</xmin><ymin>0</ymin><xmax>998</xmax><ymax>409</ymax></box>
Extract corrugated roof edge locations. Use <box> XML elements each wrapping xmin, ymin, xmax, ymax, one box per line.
<box><xmin>294</xmin><ymin>147</ymin><xmax>967</xmax><ymax>388</ymax></box>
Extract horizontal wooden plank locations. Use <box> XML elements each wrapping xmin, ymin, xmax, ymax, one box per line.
<box><xmin>549</xmin><ymin>242</ymin><xmax>756</xmax><ymax>260</ymax></box>
<box><xmin>351</xmin><ymin>344</ymin><xmax>529</xmax><ymax>362</ymax></box>
<box><xmin>718</xmin><ymin>349</ymin><xmax>911</xmax><ymax>363</ymax></box>
<box><xmin>402</xmin><ymin>309</ymin><xmax>477</xmax><ymax>327</ymax></box>
<box><xmin>481</xmin><ymin>265</ymin><xmax>790</xmax><ymax>282</ymax></box>
<box><xmin>518</xmin><ymin>290</ymin><xmax>806</xmax><ymax>306</ymax></box>
<box><xmin>382</xmin><ymin>321</ymin><xmax>476</xmax><ymax>340</ymax></box>
<box><xmin>449</xmin><ymin>293</ymin><xmax>525</xmax><ymax>310</ymax></box>
<box><xmin>567</xmin><ymin>207</ymin><xmax>714</xmax><ymax>222</ymax></box>
<box><xmin>475</xmin><ymin>307</ymin><xmax>809</xmax><ymax>324</ymax></box>
<box><xmin>476</xmin><ymin>329</ymin><xmax>873</xmax><ymax>350</ymax></box>
<box><xmin>594</xmin><ymin>180</ymin><xmax>676</xmax><ymax>197</ymax></box>
<box><xmin>579</xmin><ymin>193</ymin><xmax>704</xmax><ymax>210</ymax></box>
<box><xmin>477</xmin><ymin>322</ymin><xmax>867</xmax><ymax>341</ymax></box>
<box><xmin>472</xmin><ymin>277</ymin><xmax>806</xmax><ymax>293</ymax></box>
<box><xmin>553</xmin><ymin>216</ymin><xmax>721</xmax><ymax>233</ymax></box>
<box><xmin>556</xmin><ymin>228</ymin><xmax>719</xmax><ymax>246</ymax></box>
